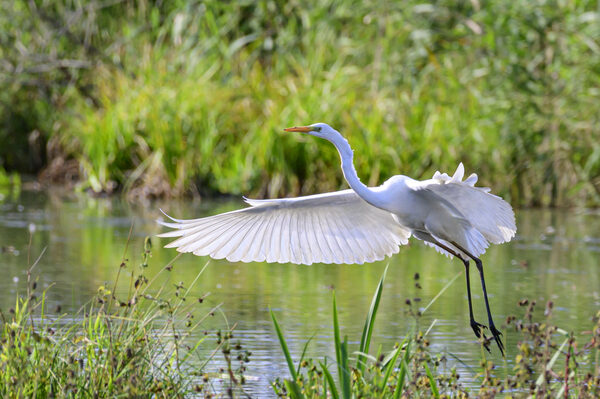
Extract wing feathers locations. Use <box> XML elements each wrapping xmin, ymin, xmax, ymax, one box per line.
<box><xmin>159</xmin><ymin>190</ymin><xmax>411</xmax><ymax>265</ymax></box>
<box><xmin>418</xmin><ymin>164</ymin><xmax>516</xmax><ymax>246</ymax></box>
<box><xmin>279</xmin><ymin>210</ymin><xmax>292</xmax><ymax>263</ymax></box>
<box><xmin>406</xmin><ymin>164</ymin><xmax>515</xmax><ymax>257</ymax></box>
<box><xmin>310</xmin><ymin>210</ymin><xmax>332</xmax><ymax>264</ymax></box>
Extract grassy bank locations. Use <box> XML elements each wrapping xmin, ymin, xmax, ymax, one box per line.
<box><xmin>272</xmin><ymin>269</ymin><xmax>600</xmax><ymax>398</ymax></box>
<box><xmin>0</xmin><ymin>239</ymin><xmax>251</xmax><ymax>398</ymax></box>
<box><xmin>1</xmin><ymin>1</ymin><xmax>600</xmax><ymax>205</ymax></box>
<box><xmin>1</xmin><ymin>239</ymin><xmax>599</xmax><ymax>397</ymax></box>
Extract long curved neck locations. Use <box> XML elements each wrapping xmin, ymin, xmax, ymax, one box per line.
<box><xmin>327</xmin><ymin>131</ymin><xmax>386</xmax><ymax>209</ymax></box>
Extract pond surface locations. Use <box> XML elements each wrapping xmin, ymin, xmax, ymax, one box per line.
<box><xmin>1</xmin><ymin>190</ymin><xmax>599</xmax><ymax>396</ymax></box>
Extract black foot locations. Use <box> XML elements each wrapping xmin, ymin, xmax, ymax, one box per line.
<box><xmin>470</xmin><ymin>320</ymin><xmax>487</xmax><ymax>338</ymax></box>
<box><xmin>490</xmin><ymin>324</ymin><xmax>505</xmax><ymax>356</ymax></box>
<box><xmin>470</xmin><ymin>320</ymin><xmax>491</xmax><ymax>352</ymax></box>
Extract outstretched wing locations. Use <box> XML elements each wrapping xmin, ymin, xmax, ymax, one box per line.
<box><xmin>158</xmin><ymin>190</ymin><xmax>411</xmax><ymax>265</ymax></box>
<box><xmin>408</xmin><ymin>163</ymin><xmax>516</xmax><ymax>245</ymax></box>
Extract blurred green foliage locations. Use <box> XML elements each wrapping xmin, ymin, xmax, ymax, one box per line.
<box><xmin>1</xmin><ymin>0</ymin><xmax>599</xmax><ymax>205</ymax></box>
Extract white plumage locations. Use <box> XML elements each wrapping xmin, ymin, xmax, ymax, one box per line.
<box><xmin>158</xmin><ymin>144</ymin><xmax>515</xmax><ymax>265</ymax></box>
<box><xmin>158</xmin><ymin>122</ymin><xmax>516</xmax><ymax>355</ymax></box>
<box><xmin>403</xmin><ymin>162</ymin><xmax>515</xmax><ymax>259</ymax></box>
<box><xmin>159</xmin><ymin>190</ymin><xmax>411</xmax><ymax>264</ymax></box>
<box><xmin>415</xmin><ymin>163</ymin><xmax>516</xmax><ymax>244</ymax></box>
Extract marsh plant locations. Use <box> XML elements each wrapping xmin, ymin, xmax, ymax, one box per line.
<box><xmin>271</xmin><ymin>269</ymin><xmax>600</xmax><ymax>398</ymax></box>
<box><xmin>2</xmin><ymin>1</ymin><xmax>600</xmax><ymax>205</ymax></box>
<box><xmin>0</xmin><ymin>237</ymin><xmax>251</xmax><ymax>398</ymax></box>
<box><xmin>0</xmin><ymin>237</ymin><xmax>598</xmax><ymax>398</ymax></box>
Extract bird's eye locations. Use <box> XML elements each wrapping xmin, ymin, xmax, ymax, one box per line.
<box><xmin>313</xmin><ymin>126</ymin><xmax>322</xmax><ymax>132</ymax></box>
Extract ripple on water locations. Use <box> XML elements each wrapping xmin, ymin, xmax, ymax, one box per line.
<box><xmin>0</xmin><ymin>193</ymin><xmax>599</xmax><ymax>397</ymax></box>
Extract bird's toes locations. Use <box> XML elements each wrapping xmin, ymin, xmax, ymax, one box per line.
<box><xmin>490</xmin><ymin>325</ymin><xmax>505</xmax><ymax>356</ymax></box>
<box><xmin>490</xmin><ymin>325</ymin><xmax>503</xmax><ymax>337</ymax></box>
<box><xmin>470</xmin><ymin>321</ymin><xmax>488</xmax><ymax>338</ymax></box>
<box><xmin>495</xmin><ymin>338</ymin><xmax>505</xmax><ymax>356</ymax></box>
<box><xmin>470</xmin><ymin>321</ymin><xmax>492</xmax><ymax>352</ymax></box>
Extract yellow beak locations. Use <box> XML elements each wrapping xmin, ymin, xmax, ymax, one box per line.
<box><xmin>284</xmin><ymin>126</ymin><xmax>313</xmax><ymax>133</ymax></box>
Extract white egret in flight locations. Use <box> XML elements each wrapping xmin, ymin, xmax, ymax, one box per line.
<box><xmin>159</xmin><ymin>123</ymin><xmax>516</xmax><ymax>354</ymax></box>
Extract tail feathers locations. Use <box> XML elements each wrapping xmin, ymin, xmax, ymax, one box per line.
<box><xmin>416</xmin><ymin>224</ymin><xmax>489</xmax><ymax>260</ymax></box>
<box><xmin>429</xmin><ymin>164</ymin><xmax>515</xmax><ymax>244</ymax></box>
<box><xmin>432</xmin><ymin>163</ymin><xmax>491</xmax><ymax>193</ymax></box>
<box><xmin>421</xmin><ymin>240</ymin><xmax>455</xmax><ymax>258</ymax></box>
<box><xmin>431</xmin><ymin>227</ymin><xmax>489</xmax><ymax>259</ymax></box>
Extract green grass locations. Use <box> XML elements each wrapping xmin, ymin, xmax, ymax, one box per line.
<box><xmin>0</xmin><ymin>167</ymin><xmax>20</xmax><ymax>203</ymax></box>
<box><xmin>0</xmin><ymin>238</ymin><xmax>251</xmax><ymax>398</ymax></box>
<box><xmin>0</xmin><ymin>233</ymin><xmax>598</xmax><ymax>397</ymax></box>
<box><xmin>1</xmin><ymin>0</ymin><xmax>600</xmax><ymax>205</ymax></box>
<box><xmin>270</xmin><ymin>269</ymin><xmax>600</xmax><ymax>398</ymax></box>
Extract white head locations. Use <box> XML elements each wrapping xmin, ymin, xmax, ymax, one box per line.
<box><xmin>284</xmin><ymin>123</ymin><xmax>340</xmax><ymax>141</ymax></box>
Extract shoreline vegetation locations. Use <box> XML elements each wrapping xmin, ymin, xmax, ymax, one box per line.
<box><xmin>1</xmin><ymin>1</ymin><xmax>599</xmax><ymax>206</ymax></box>
<box><xmin>1</xmin><ymin>239</ymin><xmax>599</xmax><ymax>398</ymax></box>
<box><xmin>0</xmin><ymin>238</ymin><xmax>253</xmax><ymax>398</ymax></box>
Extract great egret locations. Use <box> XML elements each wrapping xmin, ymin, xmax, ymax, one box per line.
<box><xmin>158</xmin><ymin>123</ymin><xmax>516</xmax><ymax>355</ymax></box>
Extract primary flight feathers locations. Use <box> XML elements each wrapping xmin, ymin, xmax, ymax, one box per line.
<box><xmin>158</xmin><ymin>163</ymin><xmax>515</xmax><ymax>265</ymax></box>
<box><xmin>158</xmin><ymin>190</ymin><xmax>411</xmax><ymax>265</ymax></box>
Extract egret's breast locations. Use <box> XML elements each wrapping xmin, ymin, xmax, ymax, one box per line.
<box><xmin>376</xmin><ymin>176</ymin><xmax>430</xmax><ymax>230</ymax></box>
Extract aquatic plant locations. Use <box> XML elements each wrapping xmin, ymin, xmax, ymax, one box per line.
<box><xmin>271</xmin><ymin>269</ymin><xmax>600</xmax><ymax>398</ymax></box>
<box><xmin>0</xmin><ymin>237</ymin><xmax>251</xmax><ymax>398</ymax></box>
<box><xmin>2</xmin><ymin>0</ymin><xmax>600</xmax><ymax>205</ymax></box>
<box><xmin>0</xmin><ymin>167</ymin><xmax>21</xmax><ymax>203</ymax></box>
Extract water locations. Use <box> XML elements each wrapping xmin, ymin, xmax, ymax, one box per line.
<box><xmin>1</xmin><ymin>190</ymin><xmax>599</xmax><ymax>396</ymax></box>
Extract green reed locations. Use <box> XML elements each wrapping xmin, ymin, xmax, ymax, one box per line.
<box><xmin>2</xmin><ymin>0</ymin><xmax>599</xmax><ymax>206</ymax></box>
<box><xmin>270</xmin><ymin>269</ymin><xmax>600</xmax><ymax>398</ymax></box>
<box><xmin>0</xmin><ymin>237</ymin><xmax>251</xmax><ymax>398</ymax></box>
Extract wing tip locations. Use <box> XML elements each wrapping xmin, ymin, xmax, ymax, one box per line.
<box><xmin>158</xmin><ymin>208</ymin><xmax>185</xmax><ymax>223</ymax></box>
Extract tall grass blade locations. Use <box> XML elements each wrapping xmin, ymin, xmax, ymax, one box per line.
<box><xmin>283</xmin><ymin>380</ymin><xmax>305</xmax><ymax>399</ymax></box>
<box><xmin>424</xmin><ymin>319</ymin><xmax>438</xmax><ymax>337</ymax></box>
<box><xmin>424</xmin><ymin>363</ymin><xmax>440</xmax><ymax>398</ymax></box>
<box><xmin>422</xmin><ymin>271</ymin><xmax>462</xmax><ymax>314</ymax></box>
<box><xmin>270</xmin><ymin>309</ymin><xmax>298</xmax><ymax>381</ymax></box>
<box><xmin>320</xmin><ymin>362</ymin><xmax>340</xmax><ymax>399</ymax></box>
<box><xmin>332</xmin><ymin>292</ymin><xmax>350</xmax><ymax>399</ymax></box>
<box><xmin>534</xmin><ymin>335</ymin><xmax>569</xmax><ymax>389</ymax></box>
<box><xmin>340</xmin><ymin>336</ymin><xmax>351</xmax><ymax>399</ymax></box>
<box><xmin>357</xmin><ymin>264</ymin><xmax>388</xmax><ymax>374</ymax></box>
<box><xmin>379</xmin><ymin>344</ymin><xmax>402</xmax><ymax>396</ymax></box>
<box><xmin>332</xmin><ymin>293</ymin><xmax>343</xmax><ymax>378</ymax></box>
<box><xmin>296</xmin><ymin>333</ymin><xmax>315</xmax><ymax>376</ymax></box>
<box><xmin>393</xmin><ymin>341</ymin><xmax>411</xmax><ymax>399</ymax></box>
<box><xmin>323</xmin><ymin>357</ymin><xmax>328</xmax><ymax>395</ymax></box>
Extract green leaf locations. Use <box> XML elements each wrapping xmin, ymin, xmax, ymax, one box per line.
<box><xmin>393</xmin><ymin>341</ymin><xmax>411</xmax><ymax>399</ymax></box>
<box><xmin>320</xmin><ymin>362</ymin><xmax>340</xmax><ymax>399</ymax></box>
<box><xmin>379</xmin><ymin>342</ymin><xmax>404</xmax><ymax>396</ymax></box>
<box><xmin>424</xmin><ymin>363</ymin><xmax>439</xmax><ymax>398</ymax></box>
<box><xmin>357</xmin><ymin>264</ymin><xmax>388</xmax><ymax>374</ymax></box>
<box><xmin>296</xmin><ymin>333</ymin><xmax>315</xmax><ymax>376</ymax></box>
<box><xmin>284</xmin><ymin>379</ymin><xmax>305</xmax><ymax>399</ymax></box>
<box><xmin>270</xmin><ymin>309</ymin><xmax>297</xmax><ymax>381</ymax></box>
<box><xmin>340</xmin><ymin>336</ymin><xmax>351</xmax><ymax>399</ymax></box>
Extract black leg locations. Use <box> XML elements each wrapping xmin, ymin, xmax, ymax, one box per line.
<box><xmin>462</xmin><ymin>259</ymin><xmax>490</xmax><ymax>351</ymax></box>
<box><xmin>474</xmin><ymin>258</ymin><xmax>505</xmax><ymax>356</ymax></box>
<box><xmin>422</xmin><ymin>236</ymin><xmax>491</xmax><ymax>350</ymax></box>
<box><xmin>452</xmin><ymin>242</ymin><xmax>505</xmax><ymax>357</ymax></box>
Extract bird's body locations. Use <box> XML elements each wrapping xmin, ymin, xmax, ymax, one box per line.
<box><xmin>159</xmin><ymin>123</ymin><xmax>516</xmax><ymax>354</ymax></box>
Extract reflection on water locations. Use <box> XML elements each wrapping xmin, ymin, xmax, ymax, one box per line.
<box><xmin>1</xmin><ymin>190</ymin><xmax>599</xmax><ymax>397</ymax></box>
